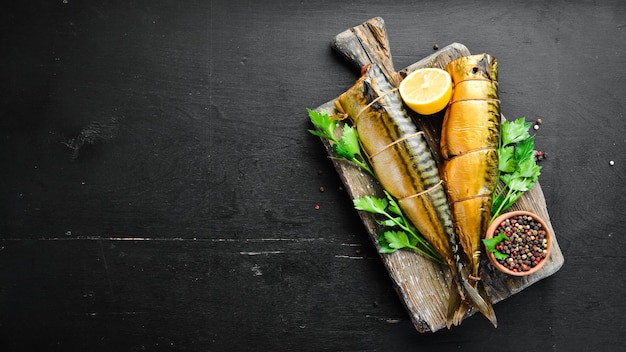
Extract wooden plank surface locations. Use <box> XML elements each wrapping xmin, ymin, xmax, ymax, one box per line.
<box><xmin>314</xmin><ymin>18</ymin><xmax>564</xmax><ymax>332</ymax></box>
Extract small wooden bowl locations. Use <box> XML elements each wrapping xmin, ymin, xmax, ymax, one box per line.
<box><xmin>485</xmin><ymin>210</ymin><xmax>552</xmax><ymax>276</ymax></box>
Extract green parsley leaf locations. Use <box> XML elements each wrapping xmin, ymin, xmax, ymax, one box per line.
<box><xmin>493</xmin><ymin>250</ymin><xmax>509</xmax><ymax>261</ymax></box>
<box><xmin>377</xmin><ymin>233</ymin><xmax>396</xmax><ymax>253</ymax></box>
<box><xmin>384</xmin><ymin>231</ymin><xmax>414</xmax><ymax>249</ymax></box>
<box><xmin>339</xmin><ymin>124</ymin><xmax>360</xmax><ymax>156</ymax></box>
<box><xmin>491</xmin><ymin>117</ymin><xmax>544</xmax><ymax>222</ymax></box>
<box><xmin>307</xmin><ymin>108</ymin><xmax>337</xmax><ymax>141</ymax></box>
<box><xmin>516</xmin><ymin>158</ymin><xmax>541</xmax><ymax>181</ymax></box>
<box><xmin>500</xmin><ymin>173</ymin><xmax>513</xmax><ymax>188</ymax></box>
<box><xmin>501</xmin><ymin>117</ymin><xmax>531</xmax><ymax>146</ymax></box>
<box><xmin>507</xmin><ymin>176</ymin><xmax>530</xmax><ymax>192</ymax></box>
<box><xmin>332</xmin><ymin>124</ymin><xmax>363</xmax><ymax>162</ymax></box>
<box><xmin>498</xmin><ymin>146</ymin><xmax>516</xmax><ymax>173</ymax></box>
<box><xmin>380</xmin><ymin>218</ymin><xmax>402</xmax><ymax>227</ymax></box>
<box><xmin>354</xmin><ymin>193</ymin><xmax>445</xmax><ymax>264</ymax></box>
<box><xmin>384</xmin><ymin>191</ymin><xmax>403</xmax><ymax>216</ymax></box>
<box><xmin>407</xmin><ymin>233</ymin><xmax>419</xmax><ymax>247</ymax></box>
<box><xmin>307</xmin><ymin>109</ymin><xmax>374</xmax><ymax>176</ymax></box>
<box><xmin>482</xmin><ymin>233</ymin><xmax>509</xmax><ymax>260</ymax></box>
<box><xmin>379</xmin><ymin>246</ymin><xmax>397</xmax><ymax>254</ymax></box>
<box><xmin>514</xmin><ymin>135</ymin><xmax>536</xmax><ymax>162</ymax></box>
<box><xmin>353</xmin><ymin>196</ymin><xmax>388</xmax><ymax>215</ymax></box>
<box><xmin>308</xmin><ymin>129</ymin><xmax>330</xmax><ymax>139</ymax></box>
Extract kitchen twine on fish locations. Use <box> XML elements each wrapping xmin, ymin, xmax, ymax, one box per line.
<box><xmin>353</xmin><ymin>87</ymin><xmax>399</xmax><ymax>126</ymax></box>
<box><xmin>448</xmin><ymin>78</ymin><xmax>500</xmax><ymax>105</ymax></box>
<box><xmin>398</xmin><ymin>180</ymin><xmax>444</xmax><ymax>202</ymax></box>
<box><xmin>366</xmin><ymin>131</ymin><xmax>425</xmax><ymax>160</ymax></box>
<box><xmin>333</xmin><ymin>87</ymin><xmax>400</xmax><ymax>121</ymax></box>
<box><xmin>450</xmin><ymin>193</ymin><xmax>493</xmax><ymax>204</ymax></box>
<box><xmin>444</xmin><ymin>146</ymin><xmax>498</xmax><ymax>161</ymax></box>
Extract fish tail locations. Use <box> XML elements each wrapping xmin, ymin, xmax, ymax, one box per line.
<box><xmin>446</xmin><ymin>282</ymin><xmax>497</xmax><ymax>329</ymax></box>
<box><xmin>445</xmin><ymin>282</ymin><xmax>465</xmax><ymax>329</ymax></box>
<box><xmin>446</xmin><ymin>270</ymin><xmax>497</xmax><ymax>328</ymax></box>
<box><xmin>461</xmin><ymin>280</ymin><xmax>498</xmax><ymax>328</ymax></box>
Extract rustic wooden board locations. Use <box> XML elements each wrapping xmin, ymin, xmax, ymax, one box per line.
<box><xmin>313</xmin><ymin>17</ymin><xmax>564</xmax><ymax>333</ymax></box>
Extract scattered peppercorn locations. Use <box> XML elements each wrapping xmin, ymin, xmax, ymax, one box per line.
<box><xmin>533</xmin><ymin>124</ymin><xmax>540</xmax><ymax>130</ymax></box>
<box><xmin>536</xmin><ymin>118</ymin><xmax>543</xmax><ymax>125</ymax></box>
<box><xmin>609</xmin><ymin>160</ymin><xmax>615</xmax><ymax>166</ymax></box>
<box><xmin>535</xmin><ymin>150</ymin><xmax>547</xmax><ymax>161</ymax></box>
<box><xmin>319</xmin><ymin>186</ymin><xmax>325</xmax><ymax>192</ymax></box>
<box><xmin>433</xmin><ymin>43</ymin><xmax>439</xmax><ymax>50</ymax></box>
<box><xmin>492</xmin><ymin>214</ymin><xmax>549</xmax><ymax>273</ymax></box>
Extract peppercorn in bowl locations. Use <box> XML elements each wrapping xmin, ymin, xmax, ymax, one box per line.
<box><xmin>483</xmin><ymin>211</ymin><xmax>552</xmax><ymax>276</ymax></box>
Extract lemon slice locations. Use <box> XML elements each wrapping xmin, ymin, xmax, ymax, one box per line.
<box><xmin>399</xmin><ymin>68</ymin><xmax>453</xmax><ymax>115</ymax></box>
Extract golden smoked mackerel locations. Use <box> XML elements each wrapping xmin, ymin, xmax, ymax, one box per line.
<box><xmin>336</xmin><ymin>64</ymin><xmax>496</xmax><ymax>328</ymax></box>
<box><xmin>440</xmin><ymin>54</ymin><xmax>501</xmax><ymax>284</ymax></box>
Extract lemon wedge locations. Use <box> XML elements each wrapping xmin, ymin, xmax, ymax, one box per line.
<box><xmin>399</xmin><ymin>68</ymin><xmax>452</xmax><ymax>115</ymax></box>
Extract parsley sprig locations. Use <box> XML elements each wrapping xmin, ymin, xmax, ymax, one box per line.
<box><xmin>354</xmin><ymin>192</ymin><xmax>445</xmax><ymax>264</ymax></box>
<box><xmin>308</xmin><ymin>109</ymin><xmax>443</xmax><ymax>262</ymax></box>
<box><xmin>490</xmin><ymin>118</ymin><xmax>542</xmax><ymax>222</ymax></box>
<box><xmin>307</xmin><ymin>109</ymin><xmax>373</xmax><ymax>176</ymax></box>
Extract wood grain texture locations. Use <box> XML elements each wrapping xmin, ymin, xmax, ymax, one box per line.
<box><xmin>332</xmin><ymin>17</ymin><xmax>400</xmax><ymax>86</ymax></box>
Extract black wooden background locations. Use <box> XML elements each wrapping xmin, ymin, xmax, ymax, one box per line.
<box><xmin>1</xmin><ymin>1</ymin><xmax>625</xmax><ymax>351</ymax></box>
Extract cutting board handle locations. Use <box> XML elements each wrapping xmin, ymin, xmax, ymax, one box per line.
<box><xmin>331</xmin><ymin>17</ymin><xmax>401</xmax><ymax>86</ymax></box>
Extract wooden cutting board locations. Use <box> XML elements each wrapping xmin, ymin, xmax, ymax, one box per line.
<box><xmin>312</xmin><ymin>17</ymin><xmax>564</xmax><ymax>333</ymax></box>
